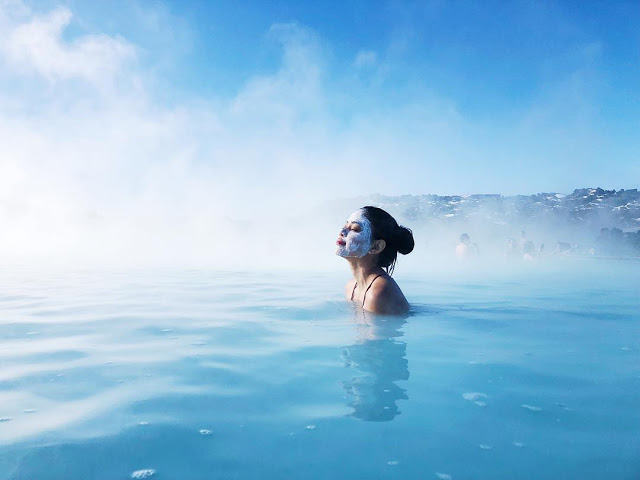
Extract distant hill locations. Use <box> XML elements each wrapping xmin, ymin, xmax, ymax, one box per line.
<box><xmin>359</xmin><ymin>188</ymin><xmax>640</xmax><ymax>233</ymax></box>
<box><xmin>326</xmin><ymin>188</ymin><xmax>640</xmax><ymax>256</ymax></box>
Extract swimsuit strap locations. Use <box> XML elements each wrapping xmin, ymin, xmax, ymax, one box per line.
<box><xmin>362</xmin><ymin>273</ymin><xmax>386</xmax><ymax>307</ymax></box>
<box><xmin>351</xmin><ymin>273</ymin><xmax>387</xmax><ymax>306</ymax></box>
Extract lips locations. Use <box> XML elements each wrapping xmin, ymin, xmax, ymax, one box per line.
<box><xmin>336</xmin><ymin>238</ymin><xmax>346</xmax><ymax>246</ymax></box>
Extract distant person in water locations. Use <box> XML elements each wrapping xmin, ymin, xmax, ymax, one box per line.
<box><xmin>505</xmin><ymin>237</ymin><xmax>519</xmax><ymax>256</ymax></box>
<box><xmin>518</xmin><ymin>230</ymin><xmax>529</xmax><ymax>252</ymax></box>
<box><xmin>522</xmin><ymin>240</ymin><xmax>537</xmax><ymax>261</ymax></box>
<box><xmin>554</xmin><ymin>241</ymin><xmax>572</xmax><ymax>255</ymax></box>
<box><xmin>455</xmin><ymin>233</ymin><xmax>479</xmax><ymax>259</ymax></box>
<box><xmin>336</xmin><ymin>206</ymin><xmax>414</xmax><ymax>314</ymax></box>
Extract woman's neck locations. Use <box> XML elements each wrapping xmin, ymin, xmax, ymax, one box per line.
<box><xmin>347</xmin><ymin>257</ymin><xmax>384</xmax><ymax>286</ymax></box>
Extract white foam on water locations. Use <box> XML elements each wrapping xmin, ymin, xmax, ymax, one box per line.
<box><xmin>521</xmin><ymin>404</ymin><xmax>542</xmax><ymax>411</ymax></box>
<box><xmin>462</xmin><ymin>392</ymin><xmax>487</xmax><ymax>403</ymax></box>
<box><xmin>435</xmin><ymin>473</ymin><xmax>452</xmax><ymax>479</ymax></box>
<box><xmin>199</xmin><ymin>429</ymin><xmax>212</xmax><ymax>435</ymax></box>
<box><xmin>479</xmin><ymin>444</ymin><xmax>492</xmax><ymax>450</ymax></box>
<box><xmin>23</xmin><ymin>409</ymin><xmax>37</xmax><ymax>413</ymax></box>
<box><xmin>131</xmin><ymin>469</ymin><xmax>155</xmax><ymax>479</ymax></box>
<box><xmin>138</xmin><ymin>421</ymin><xmax>149</xmax><ymax>425</ymax></box>
<box><xmin>387</xmin><ymin>460</ymin><xmax>399</xmax><ymax>466</ymax></box>
<box><xmin>305</xmin><ymin>424</ymin><xmax>316</xmax><ymax>430</ymax></box>
<box><xmin>513</xmin><ymin>442</ymin><xmax>525</xmax><ymax>448</ymax></box>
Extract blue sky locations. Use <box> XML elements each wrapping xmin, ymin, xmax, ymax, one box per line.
<box><xmin>0</xmin><ymin>0</ymin><xmax>638</xmax><ymax>262</ymax></box>
<box><xmin>55</xmin><ymin>0</ymin><xmax>639</xmax><ymax>118</ymax></box>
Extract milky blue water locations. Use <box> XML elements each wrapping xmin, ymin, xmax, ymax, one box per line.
<box><xmin>0</xmin><ymin>263</ymin><xmax>639</xmax><ymax>480</ymax></box>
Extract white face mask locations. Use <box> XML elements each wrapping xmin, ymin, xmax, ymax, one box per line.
<box><xmin>336</xmin><ymin>209</ymin><xmax>373</xmax><ymax>258</ymax></box>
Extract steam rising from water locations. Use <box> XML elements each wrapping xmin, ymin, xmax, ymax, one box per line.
<box><xmin>0</xmin><ymin>6</ymin><xmax>355</xmax><ymax>268</ymax></box>
<box><xmin>0</xmin><ymin>3</ymin><xmax>637</xmax><ymax>271</ymax></box>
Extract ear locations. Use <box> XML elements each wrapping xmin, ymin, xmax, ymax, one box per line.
<box><xmin>369</xmin><ymin>239</ymin><xmax>386</xmax><ymax>255</ymax></box>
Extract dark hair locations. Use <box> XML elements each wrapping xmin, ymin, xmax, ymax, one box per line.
<box><xmin>361</xmin><ymin>206</ymin><xmax>414</xmax><ymax>275</ymax></box>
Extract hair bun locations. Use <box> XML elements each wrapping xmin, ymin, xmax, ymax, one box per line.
<box><xmin>394</xmin><ymin>226</ymin><xmax>414</xmax><ymax>255</ymax></box>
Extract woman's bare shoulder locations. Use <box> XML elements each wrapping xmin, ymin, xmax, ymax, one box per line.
<box><xmin>365</xmin><ymin>275</ymin><xmax>409</xmax><ymax>314</ymax></box>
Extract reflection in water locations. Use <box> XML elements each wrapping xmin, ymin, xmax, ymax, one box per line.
<box><xmin>341</xmin><ymin>311</ymin><xmax>409</xmax><ymax>421</ymax></box>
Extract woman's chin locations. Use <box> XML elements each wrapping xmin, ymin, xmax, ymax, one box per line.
<box><xmin>336</xmin><ymin>247</ymin><xmax>357</xmax><ymax>258</ymax></box>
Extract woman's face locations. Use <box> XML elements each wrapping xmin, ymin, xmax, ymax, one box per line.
<box><xmin>336</xmin><ymin>209</ymin><xmax>373</xmax><ymax>258</ymax></box>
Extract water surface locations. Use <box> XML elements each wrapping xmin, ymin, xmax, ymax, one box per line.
<box><xmin>0</xmin><ymin>264</ymin><xmax>638</xmax><ymax>479</ymax></box>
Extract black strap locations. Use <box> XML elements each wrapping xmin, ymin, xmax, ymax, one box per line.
<box><xmin>351</xmin><ymin>273</ymin><xmax>387</xmax><ymax>306</ymax></box>
<box><xmin>362</xmin><ymin>274</ymin><xmax>385</xmax><ymax>306</ymax></box>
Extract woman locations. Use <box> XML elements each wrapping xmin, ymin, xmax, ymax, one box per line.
<box><xmin>336</xmin><ymin>206</ymin><xmax>414</xmax><ymax>314</ymax></box>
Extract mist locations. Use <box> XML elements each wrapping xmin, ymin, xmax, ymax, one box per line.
<box><xmin>1</xmin><ymin>2</ymin><xmax>638</xmax><ymax>273</ymax></box>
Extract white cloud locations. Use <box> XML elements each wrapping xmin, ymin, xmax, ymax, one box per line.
<box><xmin>0</xmin><ymin>4</ymin><xmax>135</xmax><ymax>86</ymax></box>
